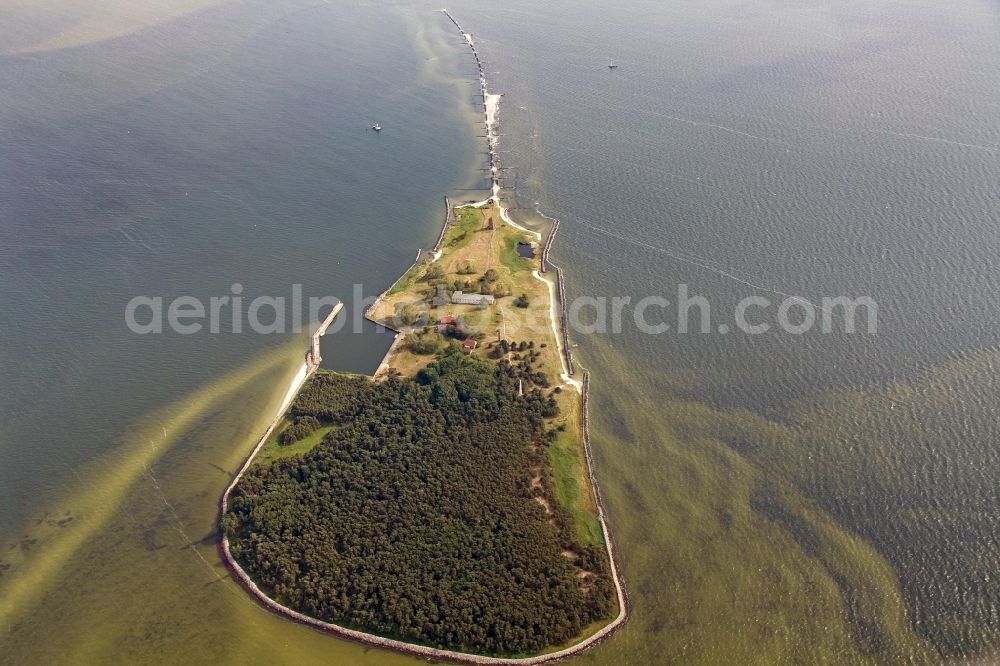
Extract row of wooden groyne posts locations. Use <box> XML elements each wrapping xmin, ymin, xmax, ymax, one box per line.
<box><xmin>441</xmin><ymin>10</ymin><xmax>626</xmax><ymax>630</ymax></box>
<box><xmin>441</xmin><ymin>9</ymin><xmax>501</xmax><ymax>193</ymax></box>
<box><xmin>443</xmin><ymin>5</ymin><xmax>579</xmax><ymax>385</ymax></box>
<box><xmin>441</xmin><ymin>9</ymin><xmax>630</xmax><ymax>655</ymax></box>
<box><xmin>443</xmin><ymin>6</ymin><xmax>577</xmax><ymax>381</ymax></box>
<box><xmin>218</xmin><ymin>11</ymin><xmax>629</xmax><ymax>665</ymax></box>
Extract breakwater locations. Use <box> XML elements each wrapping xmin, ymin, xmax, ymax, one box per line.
<box><xmin>440</xmin><ymin>18</ymin><xmax>629</xmax><ymax>653</ymax></box>
<box><xmin>226</xmin><ymin>304</ymin><xmax>342</xmax><ymax>489</ymax></box>
<box><xmin>365</xmin><ymin>195</ymin><xmax>457</xmax><ymax>381</ymax></box>
<box><xmin>371</xmin><ymin>333</ymin><xmax>406</xmax><ymax>380</ymax></box>
<box><xmin>219</xmin><ymin>12</ymin><xmax>629</xmax><ymax>663</ymax></box>
<box><xmin>554</xmin><ymin>266</ymin><xmax>575</xmax><ymax>376</ymax></box>
<box><xmin>580</xmin><ymin>371</ymin><xmax>630</xmax><ymax>622</ymax></box>
<box><xmin>365</xmin><ymin>196</ymin><xmax>452</xmax><ymax>323</ymax></box>
<box><xmin>219</xmin><ymin>309</ymin><xmax>630</xmax><ymax>666</ymax></box>
<box><xmin>441</xmin><ymin>9</ymin><xmax>501</xmax><ymax>197</ymax></box>
<box><xmin>540</xmin><ymin>215</ymin><xmax>560</xmax><ymax>273</ymax></box>
<box><xmin>364</xmin><ymin>249</ymin><xmax>419</xmax><ymax>321</ymax></box>
<box><xmin>364</xmin><ymin>195</ymin><xmax>455</xmax><ymax>383</ymax></box>
<box><xmin>441</xmin><ymin>8</ymin><xmax>577</xmax><ymax>381</ymax></box>
<box><xmin>435</xmin><ymin>195</ymin><xmax>454</xmax><ymax>248</ymax></box>
<box><xmin>307</xmin><ymin>302</ymin><xmax>344</xmax><ymax>369</ymax></box>
<box><xmin>220</xmin><ymin>302</ymin><xmax>344</xmax><ymax>588</ymax></box>
<box><xmin>532</xmin><ymin>209</ymin><xmax>574</xmax><ymax>374</ymax></box>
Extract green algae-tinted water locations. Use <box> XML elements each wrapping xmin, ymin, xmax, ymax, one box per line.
<box><xmin>473</xmin><ymin>0</ymin><xmax>1000</xmax><ymax>661</ymax></box>
<box><xmin>3</xmin><ymin>0</ymin><xmax>1000</xmax><ymax>663</ymax></box>
<box><xmin>0</xmin><ymin>2</ymin><xmax>483</xmax><ymax>662</ymax></box>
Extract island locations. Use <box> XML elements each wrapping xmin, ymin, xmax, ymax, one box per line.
<box><xmin>219</xmin><ymin>10</ymin><xmax>627</xmax><ymax>664</ymax></box>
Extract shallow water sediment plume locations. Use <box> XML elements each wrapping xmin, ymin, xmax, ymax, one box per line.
<box><xmin>4</xmin><ymin>0</ymin><xmax>1000</xmax><ymax>663</ymax></box>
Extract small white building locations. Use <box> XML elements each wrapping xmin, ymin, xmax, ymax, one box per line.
<box><xmin>451</xmin><ymin>291</ymin><xmax>495</xmax><ymax>306</ymax></box>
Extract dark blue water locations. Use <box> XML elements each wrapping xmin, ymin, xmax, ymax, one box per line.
<box><xmin>3</xmin><ymin>0</ymin><xmax>1000</xmax><ymax>663</ymax></box>
<box><xmin>320</xmin><ymin>315</ymin><xmax>396</xmax><ymax>375</ymax></box>
<box><xmin>463</xmin><ymin>0</ymin><xmax>1000</xmax><ymax>660</ymax></box>
<box><xmin>0</xmin><ymin>0</ymin><xmax>483</xmax><ymax>526</ymax></box>
<box><xmin>0</xmin><ymin>3</ymin><xmax>485</xmax><ymax>662</ymax></box>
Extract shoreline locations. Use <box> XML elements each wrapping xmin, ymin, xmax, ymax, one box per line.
<box><xmin>532</xmin><ymin>209</ymin><xmax>576</xmax><ymax>377</ymax></box>
<box><xmin>219</xmin><ymin>9</ymin><xmax>628</xmax><ymax>663</ymax></box>
<box><xmin>219</xmin><ymin>303</ymin><xmax>342</xmax><ymax>515</ymax></box>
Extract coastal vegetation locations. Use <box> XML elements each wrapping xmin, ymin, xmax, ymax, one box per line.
<box><xmin>366</xmin><ymin>204</ymin><xmax>600</xmax><ymax>553</ymax></box>
<box><xmin>222</xmin><ymin>203</ymin><xmax>618</xmax><ymax>657</ymax></box>
<box><xmin>224</xmin><ymin>349</ymin><xmax>616</xmax><ymax>655</ymax></box>
<box><xmin>370</xmin><ymin>204</ymin><xmax>560</xmax><ymax>379</ymax></box>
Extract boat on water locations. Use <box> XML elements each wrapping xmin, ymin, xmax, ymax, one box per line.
<box><xmin>372</xmin><ymin>122</ymin><xmax>382</xmax><ymax>131</ymax></box>
<box><xmin>608</xmin><ymin>58</ymin><xmax>618</xmax><ymax>69</ymax></box>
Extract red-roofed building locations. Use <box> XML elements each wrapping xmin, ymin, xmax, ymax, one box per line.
<box><xmin>462</xmin><ymin>339</ymin><xmax>478</xmax><ymax>354</ymax></box>
<box><xmin>437</xmin><ymin>314</ymin><xmax>456</xmax><ymax>334</ymax></box>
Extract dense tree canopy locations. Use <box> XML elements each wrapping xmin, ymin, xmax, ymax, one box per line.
<box><xmin>224</xmin><ymin>349</ymin><xmax>614</xmax><ymax>656</ymax></box>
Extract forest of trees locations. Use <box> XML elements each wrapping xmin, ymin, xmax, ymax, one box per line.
<box><xmin>224</xmin><ymin>349</ymin><xmax>615</xmax><ymax>656</ymax></box>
